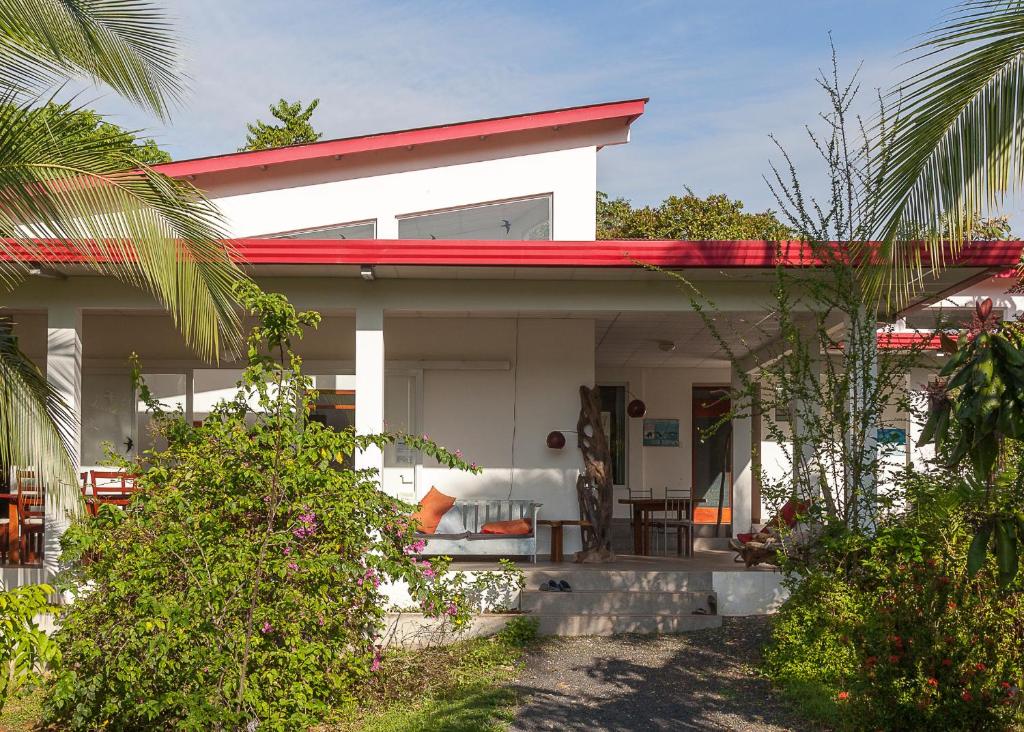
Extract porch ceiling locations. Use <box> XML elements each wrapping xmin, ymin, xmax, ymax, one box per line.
<box><xmin>596</xmin><ymin>311</ymin><xmax>781</xmax><ymax>368</ymax></box>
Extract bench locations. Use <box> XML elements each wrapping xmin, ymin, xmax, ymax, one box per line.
<box><xmin>417</xmin><ymin>499</ymin><xmax>542</xmax><ymax>563</ymax></box>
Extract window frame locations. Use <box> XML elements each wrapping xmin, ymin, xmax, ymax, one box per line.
<box><xmin>395</xmin><ymin>193</ymin><xmax>554</xmax><ymax>240</ymax></box>
<box><xmin>263</xmin><ymin>219</ymin><xmax>378</xmax><ymax>239</ymax></box>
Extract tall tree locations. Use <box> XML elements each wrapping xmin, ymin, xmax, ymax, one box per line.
<box><xmin>597</xmin><ymin>189</ymin><xmax>791</xmax><ymax>240</ymax></box>
<box><xmin>0</xmin><ymin>0</ymin><xmax>246</xmax><ymax>500</ymax></box>
<box><xmin>12</xmin><ymin>101</ymin><xmax>171</xmax><ymax>164</ymax></box>
<box><xmin>240</xmin><ymin>98</ymin><xmax>322</xmax><ymax>151</ymax></box>
<box><xmin>872</xmin><ymin>0</ymin><xmax>1024</xmax><ymax>301</ymax></box>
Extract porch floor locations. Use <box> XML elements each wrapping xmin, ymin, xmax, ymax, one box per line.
<box><xmin>455</xmin><ymin>548</ymin><xmax>778</xmax><ymax>573</ymax></box>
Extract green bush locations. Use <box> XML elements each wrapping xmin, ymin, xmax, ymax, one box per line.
<box><xmin>765</xmin><ymin>470</ymin><xmax>1024</xmax><ymax>731</ymax></box>
<box><xmin>43</xmin><ymin>285</ymin><xmax>503</xmax><ymax>731</ymax></box>
<box><xmin>0</xmin><ymin>584</ymin><xmax>58</xmax><ymax>714</ymax></box>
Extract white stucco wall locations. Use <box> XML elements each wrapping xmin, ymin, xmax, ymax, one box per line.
<box><xmin>206</xmin><ymin>145</ymin><xmax>598</xmax><ymax>241</ymax></box>
<box><xmin>70</xmin><ymin>312</ymin><xmax>594</xmax><ymax>556</ymax></box>
<box><xmin>595</xmin><ymin>366</ymin><xmax>732</xmax><ymax>519</ymax></box>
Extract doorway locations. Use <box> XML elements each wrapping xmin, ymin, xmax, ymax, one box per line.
<box><xmin>692</xmin><ymin>386</ymin><xmax>732</xmax><ymax>526</ymax></box>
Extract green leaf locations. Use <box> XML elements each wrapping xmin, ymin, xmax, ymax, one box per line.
<box><xmin>995</xmin><ymin>518</ymin><xmax>1019</xmax><ymax>587</ymax></box>
<box><xmin>967</xmin><ymin>522</ymin><xmax>992</xmax><ymax>577</ymax></box>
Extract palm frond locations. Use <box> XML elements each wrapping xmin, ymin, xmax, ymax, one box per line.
<box><xmin>0</xmin><ymin>322</ymin><xmax>80</xmax><ymax>512</ymax></box>
<box><xmin>0</xmin><ymin>96</ymin><xmax>245</xmax><ymax>360</ymax></box>
<box><xmin>871</xmin><ymin>0</ymin><xmax>1024</xmax><ymax>303</ymax></box>
<box><xmin>0</xmin><ymin>0</ymin><xmax>182</xmax><ymax>118</ymax></box>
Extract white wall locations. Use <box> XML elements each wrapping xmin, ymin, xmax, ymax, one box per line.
<box><xmin>408</xmin><ymin>318</ymin><xmax>594</xmax><ymax>556</ymax></box>
<box><xmin>596</xmin><ymin>366</ymin><xmax>732</xmax><ymax>519</ymax></box>
<box><xmin>73</xmin><ymin>312</ymin><xmax>595</xmax><ymax>556</ymax></box>
<box><xmin>207</xmin><ymin>146</ymin><xmax>598</xmax><ymax>241</ymax></box>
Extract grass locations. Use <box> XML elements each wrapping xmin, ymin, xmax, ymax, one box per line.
<box><xmin>331</xmin><ymin>616</ymin><xmax>537</xmax><ymax>732</ymax></box>
<box><xmin>0</xmin><ymin>689</ymin><xmax>44</xmax><ymax>732</ymax></box>
<box><xmin>0</xmin><ymin>618</ymin><xmax>537</xmax><ymax>732</ymax></box>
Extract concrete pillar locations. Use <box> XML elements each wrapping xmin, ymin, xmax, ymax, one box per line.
<box><xmin>730</xmin><ymin>368</ymin><xmax>753</xmax><ymax>537</ymax></box>
<box><xmin>355</xmin><ymin>306</ymin><xmax>385</xmax><ymax>476</ymax></box>
<box><xmin>45</xmin><ymin>305</ymin><xmax>82</xmax><ymax>577</ymax></box>
<box><xmin>791</xmin><ymin>322</ymin><xmax>822</xmax><ymax>497</ymax></box>
<box><xmin>907</xmin><ymin>368</ymin><xmax>935</xmax><ymax>467</ymax></box>
<box><xmin>847</xmin><ymin>308</ymin><xmax>879</xmax><ymax>529</ymax></box>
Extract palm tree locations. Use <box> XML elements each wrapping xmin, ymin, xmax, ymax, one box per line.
<box><xmin>872</xmin><ymin>0</ymin><xmax>1024</xmax><ymax>301</ymax></box>
<box><xmin>0</xmin><ymin>0</ymin><xmax>246</xmax><ymax>502</ymax></box>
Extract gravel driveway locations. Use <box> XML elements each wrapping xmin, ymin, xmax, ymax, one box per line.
<box><xmin>509</xmin><ymin>617</ymin><xmax>809</xmax><ymax>731</ymax></box>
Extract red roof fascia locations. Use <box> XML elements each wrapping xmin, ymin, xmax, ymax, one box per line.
<box><xmin>877</xmin><ymin>332</ymin><xmax>952</xmax><ymax>350</ymax></box>
<box><xmin>4</xmin><ymin>239</ymin><xmax>1022</xmax><ymax>268</ymax></box>
<box><xmin>151</xmin><ymin>99</ymin><xmax>647</xmax><ymax>179</ymax></box>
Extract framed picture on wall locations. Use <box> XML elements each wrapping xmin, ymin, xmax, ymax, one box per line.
<box><xmin>643</xmin><ymin>418</ymin><xmax>679</xmax><ymax>447</ymax></box>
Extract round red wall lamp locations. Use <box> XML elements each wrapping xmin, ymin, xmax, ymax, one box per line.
<box><xmin>546</xmin><ymin>430</ymin><xmax>567</xmax><ymax>449</ymax></box>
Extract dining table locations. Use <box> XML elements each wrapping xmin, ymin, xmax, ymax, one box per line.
<box><xmin>618</xmin><ymin>496</ymin><xmax>705</xmax><ymax>556</ymax></box>
<box><xmin>0</xmin><ymin>492</ymin><xmax>21</xmax><ymax>563</ymax></box>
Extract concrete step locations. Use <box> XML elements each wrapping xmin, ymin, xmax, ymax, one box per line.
<box><xmin>521</xmin><ymin>589</ymin><xmax>713</xmax><ymax>615</ymax></box>
<box><xmin>522</xmin><ymin>569</ymin><xmax>714</xmax><ymax>593</ymax></box>
<box><xmin>535</xmin><ymin>613</ymin><xmax>722</xmax><ymax>636</ymax></box>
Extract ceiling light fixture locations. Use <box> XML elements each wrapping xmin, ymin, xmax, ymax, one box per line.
<box><xmin>359</xmin><ymin>264</ymin><xmax>375</xmax><ymax>281</ymax></box>
<box><xmin>657</xmin><ymin>340</ymin><xmax>676</xmax><ymax>352</ymax></box>
<box><xmin>28</xmin><ymin>265</ymin><xmax>67</xmax><ymax>280</ymax></box>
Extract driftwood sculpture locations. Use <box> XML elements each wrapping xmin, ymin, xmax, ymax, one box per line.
<box><xmin>574</xmin><ymin>385</ymin><xmax>616</xmax><ymax>563</ymax></box>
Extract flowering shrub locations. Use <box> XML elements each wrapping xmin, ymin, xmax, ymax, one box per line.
<box><xmin>765</xmin><ymin>469</ymin><xmax>1024</xmax><ymax>731</ymax></box>
<box><xmin>43</xmin><ymin>284</ymin><xmax>505</xmax><ymax>730</ymax></box>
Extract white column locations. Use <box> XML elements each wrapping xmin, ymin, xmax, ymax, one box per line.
<box><xmin>45</xmin><ymin>305</ymin><xmax>82</xmax><ymax>577</ymax></box>
<box><xmin>355</xmin><ymin>306</ymin><xmax>385</xmax><ymax>476</ymax></box>
<box><xmin>730</xmin><ymin>368</ymin><xmax>753</xmax><ymax>537</ymax></box>
<box><xmin>847</xmin><ymin>308</ymin><xmax>879</xmax><ymax>529</ymax></box>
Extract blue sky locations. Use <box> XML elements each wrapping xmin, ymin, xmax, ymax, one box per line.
<box><xmin>95</xmin><ymin>1</ymin><xmax>954</xmax><ymax>216</ymax></box>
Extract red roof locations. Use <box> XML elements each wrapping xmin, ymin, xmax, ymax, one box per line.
<box><xmin>5</xmin><ymin>238</ymin><xmax>1022</xmax><ymax>269</ymax></box>
<box><xmin>152</xmin><ymin>99</ymin><xmax>647</xmax><ymax>179</ymax></box>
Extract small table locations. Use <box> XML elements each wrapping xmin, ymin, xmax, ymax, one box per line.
<box><xmin>618</xmin><ymin>497</ymin><xmax>706</xmax><ymax>556</ymax></box>
<box><xmin>537</xmin><ymin>519</ymin><xmax>591</xmax><ymax>562</ymax></box>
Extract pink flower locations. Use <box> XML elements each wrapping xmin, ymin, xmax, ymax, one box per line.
<box><xmin>293</xmin><ymin>510</ymin><xmax>319</xmax><ymax>539</ymax></box>
<box><xmin>283</xmin><ymin>546</ymin><xmax>291</xmax><ymax>556</ymax></box>
<box><xmin>371</xmin><ymin>647</ymin><xmax>383</xmax><ymax>672</ymax></box>
<box><xmin>423</xmin><ymin>567</ymin><xmax>436</xmax><ymax>579</ymax></box>
<box><xmin>454</xmin><ymin>449</ymin><xmax>463</xmax><ymax>458</ymax></box>
<box><xmin>287</xmin><ymin>561</ymin><xmax>299</xmax><ymax>572</ymax></box>
<box><xmin>470</xmin><ymin>462</ymin><xmax>478</xmax><ymax>470</ymax></box>
<box><xmin>446</xmin><ymin>602</ymin><xmax>458</xmax><ymax>616</ymax></box>
<box><xmin>404</xmin><ymin>539</ymin><xmax>427</xmax><ymax>554</ymax></box>
<box><xmin>260</xmin><ymin>621</ymin><xmax>272</xmax><ymax>634</ymax></box>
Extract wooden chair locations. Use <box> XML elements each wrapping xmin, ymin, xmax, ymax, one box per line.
<box><xmin>657</xmin><ymin>488</ymin><xmax>695</xmax><ymax>557</ymax></box>
<box><xmin>79</xmin><ymin>471</ymin><xmax>96</xmax><ymax>516</ymax></box>
<box><xmin>627</xmin><ymin>485</ymin><xmax>653</xmax><ymax>555</ymax></box>
<box><xmin>16</xmin><ymin>476</ymin><xmax>44</xmax><ymax>564</ymax></box>
<box><xmin>89</xmin><ymin>470</ymin><xmax>138</xmax><ymax>510</ymax></box>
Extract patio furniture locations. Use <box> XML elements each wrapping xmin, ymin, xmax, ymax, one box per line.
<box><xmin>625</xmin><ymin>486</ymin><xmax>652</xmax><ymax>554</ymax></box>
<box><xmin>729</xmin><ymin>497</ymin><xmax>812</xmax><ymax>567</ymax></box>
<box><xmin>89</xmin><ymin>470</ymin><xmax>139</xmax><ymax>510</ymax></box>
<box><xmin>16</xmin><ymin>481</ymin><xmax>44</xmax><ymax>564</ymax></box>
<box><xmin>655</xmin><ymin>488</ymin><xmax>695</xmax><ymax>557</ymax></box>
<box><xmin>537</xmin><ymin>519</ymin><xmax>592</xmax><ymax>562</ymax></box>
<box><xmin>417</xmin><ymin>499</ymin><xmax>542</xmax><ymax>562</ymax></box>
<box><xmin>618</xmin><ymin>495</ymin><xmax>706</xmax><ymax>556</ymax></box>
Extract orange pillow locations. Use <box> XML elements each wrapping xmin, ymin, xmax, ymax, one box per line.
<box><xmin>411</xmin><ymin>487</ymin><xmax>455</xmax><ymax>534</ymax></box>
<box><xmin>481</xmin><ymin>518</ymin><xmax>532</xmax><ymax>536</ymax></box>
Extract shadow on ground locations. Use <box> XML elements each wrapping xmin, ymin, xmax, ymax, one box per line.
<box><xmin>509</xmin><ymin>617</ymin><xmax>807</xmax><ymax>732</ymax></box>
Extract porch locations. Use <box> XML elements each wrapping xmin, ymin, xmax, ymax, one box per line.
<box><xmin>402</xmin><ymin>550</ymin><xmax>786</xmax><ymax>638</ymax></box>
<box><xmin>0</xmin><ymin>256</ymin><xmax>989</xmax><ymax>582</ymax></box>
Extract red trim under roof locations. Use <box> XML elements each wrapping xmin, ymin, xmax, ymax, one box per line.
<box><xmin>5</xmin><ymin>239</ymin><xmax>1022</xmax><ymax>269</ymax></box>
<box><xmin>152</xmin><ymin>99</ymin><xmax>647</xmax><ymax>179</ymax></box>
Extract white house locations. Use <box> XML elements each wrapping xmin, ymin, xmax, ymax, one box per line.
<box><xmin>3</xmin><ymin>98</ymin><xmax>1022</xmax><ymax>581</ymax></box>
